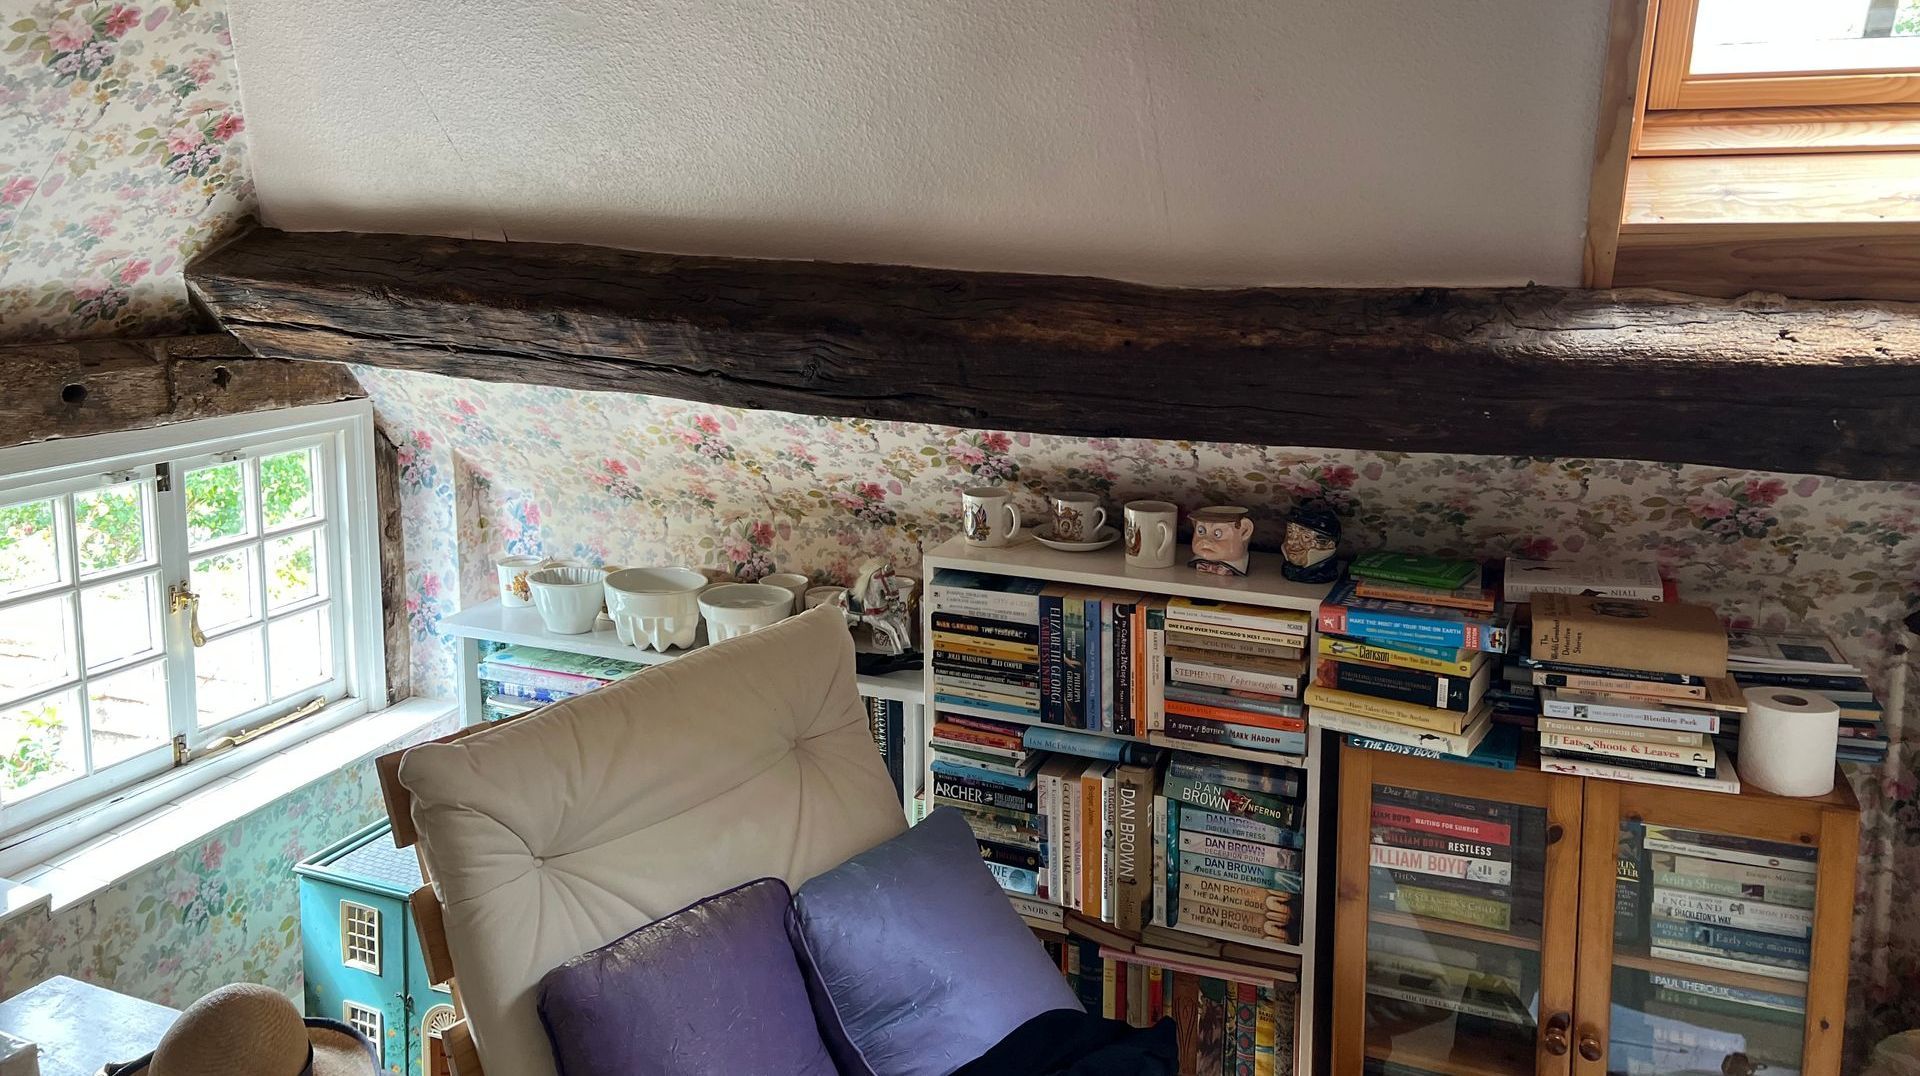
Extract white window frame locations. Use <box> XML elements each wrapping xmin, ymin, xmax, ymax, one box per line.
<box><xmin>341</xmin><ymin>899</ymin><xmax>382</xmax><ymax>974</ymax></box>
<box><xmin>343</xmin><ymin>1000</ymin><xmax>384</xmax><ymax>1063</ymax></box>
<box><xmin>0</xmin><ymin>401</ymin><xmax>385</xmax><ymax>841</ymax></box>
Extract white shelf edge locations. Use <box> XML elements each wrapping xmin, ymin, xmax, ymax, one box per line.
<box><xmin>445</xmin><ymin>598</ymin><xmax>925</xmax><ymax>703</ymax></box>
<box><xmin>922</xmin><ymin>534</ymin><xmax>1333</xmax><ymax>612</ymax></box>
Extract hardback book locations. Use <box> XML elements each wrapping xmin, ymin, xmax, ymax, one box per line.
<box><xmin>1726</xmin><ymin>629</ymin><xmax>1857</xmax><ymax>673</ymax></box>
<box><xmin>1302</xmin><ymin>685</ymin><xmax>1477</xmax><ymax>734</ymax></box>
<box><xmin>1308</xmin><ymin>706</ymin><xmax>1493</xmax><ymax>757</ymax></box>
<box><xmin>1166</xmin><ymin>597</ymin><xmax>1311</xmax><ymax>638</ymax></box>
<box><xmin>1349</xmin><ymin>551</ymin><xmax>1482</xmax><ymax>590</ymax></box>
<box><xmin>1317</xmin><ymin>579</ymin><xmax>1511</xmax><ymax>654</ymax></box>
<box><xmin>1501</xmin><ymin>558</ymin><xmax>1665</xmax><ymax>603</ymax></box>
<box><xmin>1314</xmin><ymin>656</ymin><xmax>1491</xmax><ymax>713</ymax></box>
<box><xmin>1529</xmin><ymin>594</ymin><xmax>1727</xmax><ymax>678</ymax></box>
<box><xmin>1317</xmin><ymin>634</ymin><xmax>1481</xmax><ymax>677</ymax></box>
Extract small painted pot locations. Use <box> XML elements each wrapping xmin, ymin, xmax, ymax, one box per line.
<box><xmin>528</xmin><ymin>565</ymin><xmax>609</xmax><ymax>634</ymax></box>
<box><xmin>605</xmin><ymin>567</ymin><xmax>709</xmax><ymax>651</ymax></box>
<box><xmin>699</xmin><ymin>583</ymin><xmax>796</xmax><ymax>642</ymax></box>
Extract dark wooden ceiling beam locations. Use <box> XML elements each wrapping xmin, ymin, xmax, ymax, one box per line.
<box><xmin>186</xmin><ymin>227</ymin><xmax>1920</xmax><ymax>480</ymax></box>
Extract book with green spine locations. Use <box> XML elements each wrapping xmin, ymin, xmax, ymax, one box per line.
<box><xmin>1350</xmin><ymin>552</ymin><xmax>1482</xmax><ymax>590</ymax></box>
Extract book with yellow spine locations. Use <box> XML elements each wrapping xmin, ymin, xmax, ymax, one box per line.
<box><xmin>1303</xmin><ymin>685</ymin><xmax>1477</xmax><ymax>734</ymax></box>
<box><xmin>1316</xmin><ymin>634</ymin><xmax>1480</xmax><ymax>677</ymax></box>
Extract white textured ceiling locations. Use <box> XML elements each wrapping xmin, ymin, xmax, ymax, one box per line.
<box><xmin>228</xmin><ymin>0</ymin><xmax>1612</xmax><ymax>287</ymax></box>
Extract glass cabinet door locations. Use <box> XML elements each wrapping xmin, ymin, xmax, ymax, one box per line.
<box><xmin>1574</xmin><ymin>780</ymin><xmax>1857</xmax><ymax>1076</ymax></box>
<box><xmin>1334</xmin><ymin>744</ymin><xmax>1585</xmax><ymax>1075</ymax></box>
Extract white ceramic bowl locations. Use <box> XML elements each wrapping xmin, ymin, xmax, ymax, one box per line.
<box><xmin>605</xmin><ymin>567</ymin><xmax>710</xmax><ymax>651</ymax></box>
<box><xmin>699</xmin><ymin>583</ymin><xmax>795</xmax><ymax>642</ymax></box>
<box><xmin>527</xmin><ymin>565</ymin><xmax>608</xmax><ymax>634</ymax></box>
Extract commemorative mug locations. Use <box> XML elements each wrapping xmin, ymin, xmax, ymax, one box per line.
<box><xmin>1049</xmin><ymin>491</ymin><xmax>1106</xmax><ymax>543</ymax></box>
<box><xmin>962</xmin><ymin>487</ymin><xmax>1023</xmax><ymax>547</ymax></box>
<box><xmin>1124</xmin><ymin>500</ymin><xmax>1178</xmax><ymax>569</ymax></box>
<box><xmin>495</xmin><ymin>554</ymin><xmax>552</xmax><ymax>607</ymax></box>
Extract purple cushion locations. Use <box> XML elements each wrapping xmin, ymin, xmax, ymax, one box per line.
<box><xmin>788</xmin><ymin>807</ymin><xmax>1083</xmax><ymax>1076</ymax></box>
<box><xmin>536</xmin><ymin>878</ymin><xmax>838</xmax><ymax>1076</ymax></box>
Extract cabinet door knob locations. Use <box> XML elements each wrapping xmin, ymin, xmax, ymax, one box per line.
<box><xmin>1578</xmin><ymin>1027</ymin><xmax>1603</xmax><ymax>1062</ymax></box>
<box><xmin>1543</xmin><ymin>1012</ymin><xmax>1571</xmax><ymax>1056</ymax></box>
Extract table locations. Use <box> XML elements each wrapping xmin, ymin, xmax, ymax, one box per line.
<box><xmin>0</xmin><ymin>977</ymin><xmax>177</xmax><ymax>1076</ymax></box>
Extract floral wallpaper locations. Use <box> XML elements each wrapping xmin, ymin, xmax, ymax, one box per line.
<box><xmin>358</xmin><ymin>364</ymin><xmax>1920</xmax><ymax>1059</ymax></box>
<box><xmin>0</xmin><ymin>0</ymin><xmax>252</xmax><ymax>342</ymax></box>
<box><xmin>0</xmin><ymin>759</ymin><xmax>385</xmax><ymax>1007</ymax></box>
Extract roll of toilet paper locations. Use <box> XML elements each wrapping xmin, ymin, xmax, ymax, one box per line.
<box><xmin>1737</xmin><ymin>686</ymin><xmax>1841</xmax><ymax>797</ymax></box>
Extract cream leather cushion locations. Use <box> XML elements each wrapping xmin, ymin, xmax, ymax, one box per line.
<box><xmin>398</xmin><ymin>605</ymin><xmax>907</xmax><ymax>1076</ymax></box>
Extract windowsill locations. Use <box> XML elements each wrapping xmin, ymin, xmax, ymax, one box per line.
<box><xmin>1623</xmin><ymin>152</ymin><xmax>1920</xmax><ymax>229</ymax></box>
<box><xmin>0</xmin><ymin>697</ymin><xmax>453</xmax><ymax>918</ymax></box>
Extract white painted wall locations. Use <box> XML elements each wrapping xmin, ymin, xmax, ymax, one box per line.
<box><xmin>229</xmin><ymin>0</ymin><xmax>1612</xmax><ymax>287</ymax></box>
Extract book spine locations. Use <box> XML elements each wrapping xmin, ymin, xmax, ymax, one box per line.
<box><xmin>1065</xmin><ymin>598</ymin><xmax>1087</xmax><ymax>729</ymax></box>
<box><xmin>1101</xmin><ymin>766</ymin><xmax>1116</xmax><ymax>921</ymax></box>
<box><xmin>1649</xmin><ymin>917</ymin><xmax>1811</xmax><ymax>965</ymax></box>
<box><xmin>1167</xmin><ymin>686</ymin><xmax>1305</xmax><ymax>719</ymax></box>
<box><xmin>1655</xmin><ymin>865</ymin><xmax>1812</xmax><ymax>906</ymax></box>
<box><xmin>1316</xmin><ymin>657</ymin><xmax>1474</xmax><ymax>711</ymax></box>
<box><xmin>930</xmin><ymin>612</ymin><xmax>1040</xmax><ymax>643</ymax></box>
<box><xmin>1170</xmin><ymin>659</ymin><xmax>1302</xmax><ymax>698</ymax></box>
<box><xmin>930</xmin><ymin>758</ymin><xmax>1036</xmax><ymax>790</ymax></box>
<box><xmin>1374</xmin><ymin>783</ymin><xmax>1514</xmax><ymax>822</ymax></box>
<box><xmin>1648</xmin><ymin>973</ymin><xmax>1806</xmax><ymax>1014</ymax></box>
<box><xmin>1169</xmin><ymin>603</ymin><xmax>1309</xmax><ymax>637</ymax></box>
<box><xmin>1156</xmin><ymin>797</ymin><xmax>1173</xmax><ymax>928</ymax></box>
<box><xmin>1650</xmin><ymin>890</ymin><xmax>1813</xmax><ymax>937</ymax></box>
<box><xmin>984</xmin><ymin>859</ymin><xmax>1040</xmax><ymax>895</ymax></box>
<box><xmin>1533</xmin><ymin>670</ymin><xmax>1706</xmax><ymax>698</ymax></box>
<box><xmin>1321</xmin><ymin>634</ymin><xmax>1469</xmax><ymax>665</ymax></box>
<box><xmin>976</xmin><ymin>836</ymin><xmax>1044</xmax><ymax>872</ymax></box>
<box><xmin>1040</xmin><ymin>592</ymin><xmax>1064</xmax><ymax>725</ymax></box>
<box><xmin>1658</xmin><ymin>854</ymin><xmax>1817</xmax><ymax>903</ymax></box>
<box><xmin>1113</xmin><ymin>760</ymin><xmax>1154</xmax><ymax>934</ymax></box>
<box><xmin>934</xmin><ymin>694</ymin><xmax>1038</xmax><ymax>719</ymax></box>
<box><xmin>1176</xmin><ymin>892</ymin><xmax>1292</xmax><ymax>942</ymax></box>
<box><xmin>1171</xmin><ymin>629</ymin><xmax>1303</xmax><ymax>660</ymax></box>
<box><xmin>1163</xmin><ymin>773</ymin><xmax>1300</xmax><ymax>828</ymax></box>
<box><xmin>932</xmin><ymin>631</ymin><xmax>1038</xmax><ymax>662</ymax></box>
<box><xmin>1535</xmin><ymin>717</ymin><xmax>1706</xmax><ymax>746</ymax></box>
<box><xmin>1179</xmin><ymin>830</ymin><xmax>1300</xmax><ymax>871</ymax></box>
<box><xmin>1540</xmin><ymin>696</ymin><xmax>1720</xmax><ymax>734</ymax></box>
<box><xmin>930</xmin><ymin>727</ymin><xmax>1024</xmax><ymax>757</ymax></box>
<box><xmin>1371</xmin><ymin>803</ymin><xmax>1512</xmax><ymax>844</ymax></box>
<box><xmin>1301</xmin><ymin>686</ymin><xmax>1469</xmax><ymax>732</ymax></box>
<box><xmin>1373</xmin><ymin>878</ymin><xmax>1512</xmax><ymax>931</ymax></box>
<box><xmin>1162</xmin><ymin>714</ymin><xmax>1307</xmax><ymax>756</ymax></box>
<box><xmin>931</xmin><ymin>773</ymin><xmax>1039</xmax><ymax>813</ymax></box>
<box><xmin>927</xmin><ymin>586</ymin><xmax>1039</xmax><ymax>623</ymax></box>
<box><xmin>1179</xmin><ymin>872</ymin><xmax>1296</xmax><ymax>916</ymax></box>
<box><xmin>1307</xmin><ymin>709</ymin><xmax>1482</xmax><ymax>756</ymax></box>
<box><xmin>1182</xmin><ymin>852</ymin><xmax>1302</xmax><ymax>892</ymax></box>
<box><xmin>1254</xmin><ymin>988</ymin><xmax>1277</xmax><ymax>1076</ymax></box>
<box><xmin>1100</xmin><ymin>601</ymin><xmax>1116</xmax><ymax>733</ymax></box>
<box><xmin>1367</xmin><ymin>843</ymin><xmax>1512</xmax><ymax>885</ymax></box>
<box><xmin>1370</xmin><ymin>825</ymin><xmax>1510</xmax><ymax>861</ymax></box>
<box><xmin>935</xmin><ymin>681</ymin><xmax>1040</xmax><ymax>707</ymax></box>
<box><xmin>1168</xmin><ymin>757</ymin><xmax>1303</xmax><ymax>799</ymax></box>
<box><xmin>1087</xmin><ymin>598</ymin><xmax>1105</xmax><ymax>733</ymax></box>
<box><xmin>1062</xmin><ymin>775</ymin><xmax>1081</xmax><ymax>913</ymax></box>
<box><xmin>1643</xmin><ymin>827</ymin><xmax>1818</xmax><ymax>870</ymax></box>
<box><xmin>1080</xmin><ymin>769</ymin><xmax>1102</xmax><ymax>914</ymax></box>
<box><xmin>1647</xmin><ymin>946</ymin><xmax>1808</xmax><ymax>984</ymax></box>
<box><xmin>1316</xmin><ymin>600</ymin><xmax>1506</xmax><ymax>653</ymax></box>
<box><xmin>1233</xmin><ymin>982</ymin><xmax>1258</xmax><ymax>1076</ymax></box>
<box><xmin>1539</xmin><ymin>746</ymin><xmax>1710</xmax><ymax>778</ymax></box>
<box><xmin>1113</xmin><ymin>601</ymin><xmax>1133</xmax><ymax>736</ymax></box>
<box><xmin>1179</xmin><ymin>804</ymin><xmax>1302</xmax><ymax>849</ymax></box>
<box><xmin>931</xmin><ymin>795</ymin><xmax>1034</xmax><ymax>830</ymax></box>
<box><xmin>1197</xmin><ymin>979</ymin><xmax>1227</xmax><ymax>1075</ymax></box>
<box><xmin>1355</xmin><ymin>579</ymin><xmax>1495</xmax><ymax>611</ymax></box>
<box><xmin>477</xmin><ymin>663</ymin><xmax>605</xmax><ymax>693</ymax></box>
<box><xmin>479</xmin><ymin>679</ymin><xmax>576</xmax><ymax>703</ymax></box>
<box><xmin>1020</xmin><ymin>725</ymin><xmax>1127</xmax><ymax>761</ymax></box>
<box><xmin>932</xmin><ymin>650</ymin><xmax>1037</xmax><ymax>677</ymax></box>
<box><xmin>1036</xmin><ymin>770</ymin><xmax>1057</xmax><ymax>903</ymax></box>
<box><xmin>1146</xmin><ymin>604</ymin><xmax>1167</xmax><ymax>732</ymax></box>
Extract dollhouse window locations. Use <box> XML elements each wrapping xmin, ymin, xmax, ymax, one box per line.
<box><xmin>341</xmin><ymin>900</ymin><xmax>381</xmax><ymax>973</ymax></box>
<box><xmin>343</xmin><ymin>1000</ymin><xmax>384</xmax><ymax>1063</ymax></box>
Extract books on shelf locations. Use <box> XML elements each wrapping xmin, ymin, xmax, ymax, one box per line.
<box><xmin>1539</xmin><ymin>751</ymin><xmax>1741</xmax><ymax>795</ymax></box>
<box><xmin>478</xmin><ymin>644</ymin><xmax>643</xmax><ymax>693</ymax></box>
<box><xmin>1367</xmin><ymin>787</ymin><xmax>1532</xmax><ymax>934</ymax></box>
<box><xmin>1317</xmin><ymin>577</ymin><xmax>1511</xmax><ymax>654</ymax></box>
<box><xmin>1528</xmin><ymin>594</ymin><xmax>1727</xmax><ymax>678</ymax></box>
<box><xmin>1501</xmin><ymin>557</ymin><xmax>1665</xmax><ymax>603</ymax></box>
<box><xmin>1349</xmin><ymin>551</ymin><xmax>1482</xmax><ymax>591</ymax></box>
<box><xmin>1160</xmin><ymin>752</ymin><xmax>1305</xmax><ymax>948</ymax></box>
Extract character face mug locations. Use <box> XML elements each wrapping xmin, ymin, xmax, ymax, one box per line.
<box><xmin>1189</xmin><ymin>506</ymin><xmax>1254</xmax><ymax>576</ymax></box>
<box><xmin>1280</xmin><ymin>501</ymin><xmax>1342</xmax><ymax>583</ymax></box>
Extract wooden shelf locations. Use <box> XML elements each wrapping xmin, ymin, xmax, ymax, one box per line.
<box><xmin>922</xmin><ymin>535</ymin><xmax>1332</xmax><ymax>612</ymax></box>
<box><xmin>1369</xmin><ymin>910</ymin><xmax>1542</xmax><ymax>953</ymax></box>
<box><xmin>1613</xmin><ymin>943</ymin><xmax>1808</xmax><ymax>999</ymax></box>
<box><xmin>1363</xmin><ymin>1032</ymin><xmax>1535</xmax><ymax>1076</ymax></box>
<box><xmin>444</xmin><ymin>598</ymin><xmax>925</xmax><ymax>703</ymax></box>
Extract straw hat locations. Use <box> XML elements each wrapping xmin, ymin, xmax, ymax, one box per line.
<box><xmin>103</xmin><ymin>983</ymin><xmax>379</xmax><ymax>1076</ymax></box>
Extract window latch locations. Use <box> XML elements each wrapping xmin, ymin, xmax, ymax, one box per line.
<box><xmin>168</xmin><ymin>582</ymin><xmax>205</xmax><ymax>647</ymax></box>
<box><xmin>155</xmin><ymin>462</ymin><xmax>172</xmax><ymax>493</ymax></box>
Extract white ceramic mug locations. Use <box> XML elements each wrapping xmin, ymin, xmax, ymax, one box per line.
<box><xmin>962</xmin><ymin>487</ymin><xmax>1022</xmax><ymax>547</ymax></box>
<box><xmin>1049</xmin><ymin>491</ymin><xmax>1106</xmax><ymax>543</ymax></box>
<box><xmin>759</xmin><ymin>572</ymin><xmax>812</xmax><ymax>615</ymax></box>
<box><xmin>495</xmin><ymin>554</ymin><xmax>552</xmax><ymax>607</ymax></box>
<box><xmin>1124</xmin><ymin>500</ymin><xmax>1178</xmax><ymax>569</ymax></box>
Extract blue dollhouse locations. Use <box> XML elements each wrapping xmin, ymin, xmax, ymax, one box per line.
<box><xmin>296</xmin><ymin>821</ymin><xmax>456</xmax><ymax>1076</ymax></box>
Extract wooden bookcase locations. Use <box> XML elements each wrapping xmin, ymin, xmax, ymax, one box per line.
<box><xmin>919</xmin><ymin>535</ymin><xmax>1335</xmax><ymax>1072</ymax></box>
<box><xmin>1332</xmin><ymin>742</ymin><xmax>1860</xmax><ymax>1076</ymax></box>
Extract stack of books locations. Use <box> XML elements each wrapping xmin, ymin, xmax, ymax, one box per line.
<box><xmin>475</xmin><ymin>644</ymin><xmax>643</xmax><ymax>721</ymax></box>
<box><xmin>1305</xmin><ymin>554</ymin><xmax>1509</xmax><ymax>763</ymax></box>
<box><xmin>1155</xmin><ymin>753</ymin><xmax>1305</xmax><ymax>948</ymax></box>
<box><xmin>1364</xmin><ymin>922</ymin><xmax>1535</xmax><ymax>1053</ymax></box>
<box><xmin>1640</xmin><ymin>824</ymin><xmax>1817</xmax><ymax>985</ymax></box>
<box><xmin>1726</xmin><ymin>628</ymin><xmax>1887</xmax><ymax>766</ymax></box>
<box><xmin>1523</xmin><ymin>593</ymin><xmax>1743</xmax><ymax>793</ymax></box>
<box><xmin>1043</xmin><ymin>936</ymin><xmax>1297</xmax><ymax>1074</ymax></box>
<box><xmin>928</xmin><ymin>714</ymin><xmax>1050</xmax><ymax>897</ymax></box>
<box><xmin>1153</xmin><ymin>597</ymin><xmax>1310</xmax><ymax>760</ymax></box>
<box><xmin>1367</xmin><ymin>785</ymin><xmax>1538</xmax><ymax>935</ymax></box>
<box><xmin>1609</xmin><ymin>971</ymin><xmax>1806</xmax><ymax>1076</ymax></box>
<box><xmin>928</xmin><ymin>569</ymin><xmax>1168</xmax><ymax>735</ymax></box>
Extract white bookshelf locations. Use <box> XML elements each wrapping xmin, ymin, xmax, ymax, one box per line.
<box><xmin>441</xmin><ymin>599</ymin><xmax>926</xmax><ymax>812</ymax></box>
<box><xmin>919</xmin><ymin>534</ymin><xmax>1332</xmax><ymax>1072</ymax></box>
